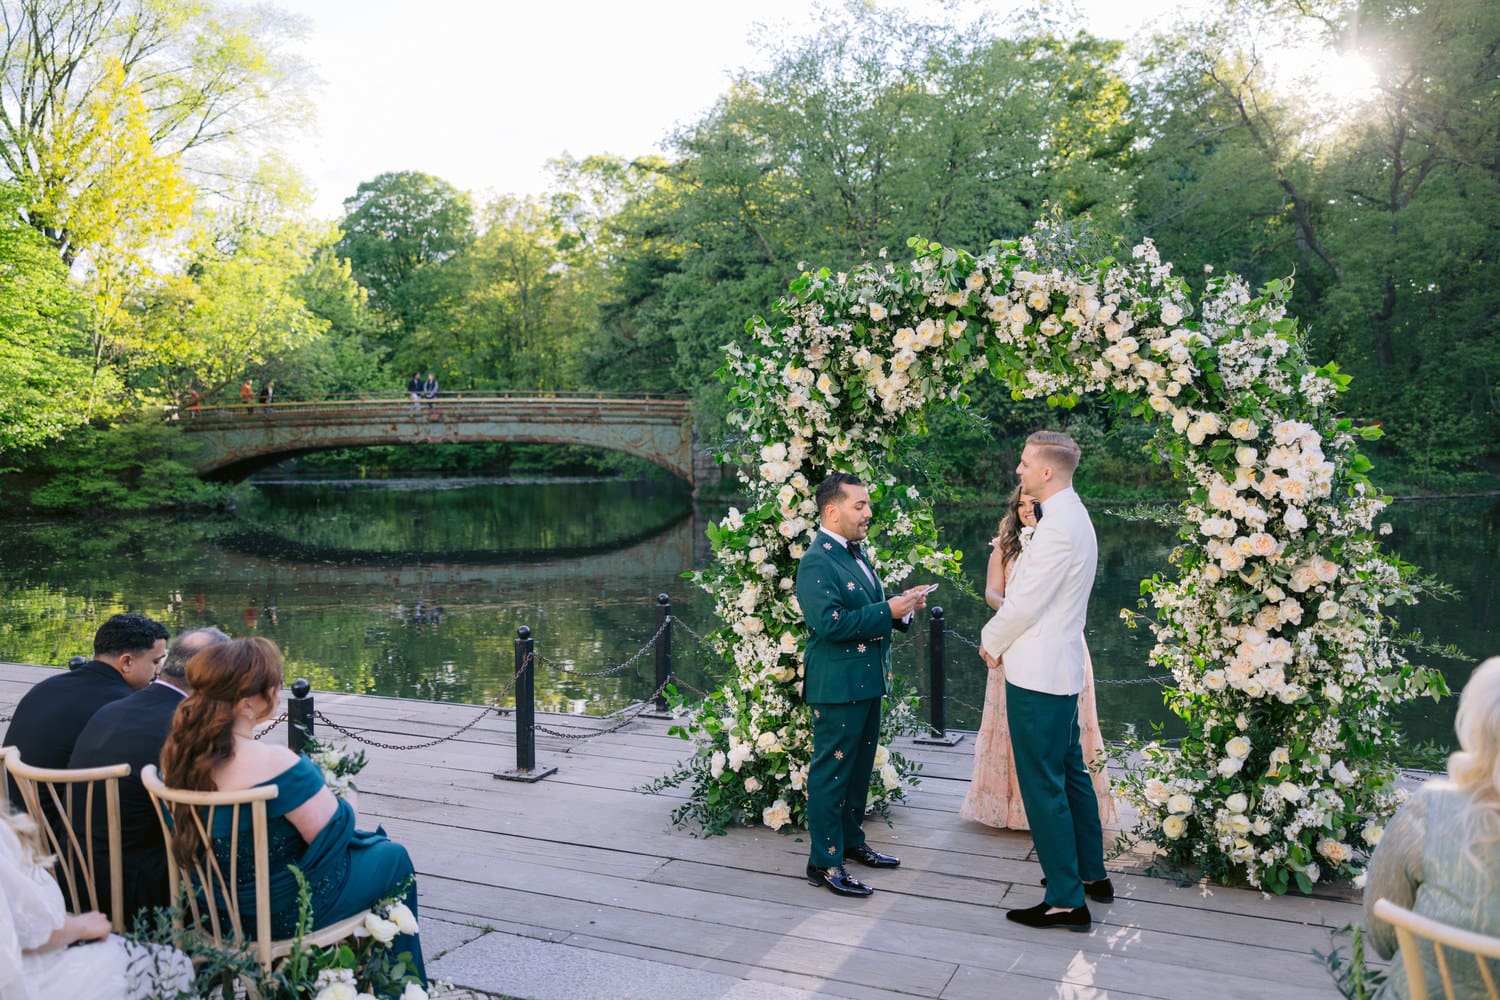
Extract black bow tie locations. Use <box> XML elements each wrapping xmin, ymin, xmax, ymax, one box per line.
<box><xmin>846</xmin><ymin>540</ymin><xmax>862</xmax><ymax>560</ymax></box>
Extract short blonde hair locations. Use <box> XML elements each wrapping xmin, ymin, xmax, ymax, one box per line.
<box><xmin>1026</xmin><ymin>430</ymin><xmax>1081</xmax><ymax>477</ymax></box>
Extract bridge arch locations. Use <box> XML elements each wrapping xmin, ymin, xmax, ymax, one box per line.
<box><xmin>179</xmin><ymin>394</ymin><xmax>702</xmax><ymax>487</ymax></box>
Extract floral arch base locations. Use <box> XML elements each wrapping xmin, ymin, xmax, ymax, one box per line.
<box><xmin>656</xmin><ymin>218</ymin><xmax>1443</xmax><ymax>893</ymax></box>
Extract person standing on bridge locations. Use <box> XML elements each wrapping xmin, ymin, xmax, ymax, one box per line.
<box><xmin>407</xmin><ymin>372</ymin><xmax>422</xmax><ymax>411</ymax></box>
<box><xmin>239</xmin><ymin>378</ymin><xmax>254</xmax><ymax>409</ymax></box>
<box><xmin>422</xmin><ymin>371</ymin><xmax>439</xmax><ymax>409</ymax></box>
<box><xmin>257</xmin><ymin>379</ymin><xmax>275</xmax><ymax>410</ymax></box>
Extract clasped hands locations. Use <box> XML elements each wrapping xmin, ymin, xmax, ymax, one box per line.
<box><xmin>888</xmin><ymin>583</ymin><xmax>936</xmax><ymax>620</ymax></box>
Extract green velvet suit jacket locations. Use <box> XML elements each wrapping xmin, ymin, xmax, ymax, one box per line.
<box><xmin>796</xmin><ymin>530</ymin><xmax>904</xmax><ymax>704</ymax></box>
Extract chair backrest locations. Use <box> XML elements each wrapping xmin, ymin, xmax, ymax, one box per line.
<box><xmin>2</xmin><ymin>747</ymin><xmax>129</xmax><ymax>932</ymax></box>
<box><xmin>140</xmin><ymin>763</ymin><xmax>280</xmax><ymax>971</ymax></box>
<box><xmin>1373</xmin><ymin>897</ymin><xmax>1500</xmax><ymax>1000</ymax></box>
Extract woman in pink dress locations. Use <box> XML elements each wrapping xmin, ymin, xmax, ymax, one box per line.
<box><xmin>960</xmin><ymin>487</ymin><xmax>1117</xmax><ymax>829</ymax></box>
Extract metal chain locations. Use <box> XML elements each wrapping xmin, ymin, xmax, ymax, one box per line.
<box><xmin>668</xmin><ymin>674</ymin><xmax>713</xmax><ymax>699</ymax></box>
<box><xmin>946</xmin><ymin>694</ymin><xmax>986</xmax><ymax>714</ymax></box>
<box><xmin>667</xmin><ymin>615</ymin><xmax>710</xmax><ymax>644</ymax></box>
<box><xmin>313</xmin><ymin>706</ymin><xmax>496</xmax><ymax>750</ymax></box>
<box><xmin>944</xmin><ymin>628</ymin><xmax>983</xmax><ymax>651</ymax></box>
<box><xmin>533</xmin><ymin>674</ymin><xmax>676</xmax><ymax>740</ymax></box>
<box><xmin>254</xmin><ymin>713</ymin><xmax>288</xmax><ymax>739</ymax></box>
<box><xmin>534</xmin><ymin>618</ymin><xmax>669</xmax><ymax>678</ymax></box>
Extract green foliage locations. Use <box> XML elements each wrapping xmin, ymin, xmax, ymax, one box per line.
<box><xmin>0</xmin><ymin>183</ymin><xmax>94</xmax><ymax>460</ymax></box>
<box><xmin>24</xmin><ymin>420</ymin><xmax>233</xmax><ymax>513</ymax></box>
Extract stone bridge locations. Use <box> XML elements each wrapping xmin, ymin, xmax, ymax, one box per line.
<box><xmin>177</xmin><ymin>394</ymin><xmax>712</xmax><ymax>487</ymax></box>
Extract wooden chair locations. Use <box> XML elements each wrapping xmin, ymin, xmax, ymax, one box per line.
<box><xmin>140</xmin><ymin>764</ymin><xmax>368</xmax><ymax>974</ymax></box>
<box><xmin>2</xmin><ymin>747</ymin><xmax>128</xmax><ymax>932</ymax></box>
<box><xmin>1373</xmin><ymin>897</ymin><xmax>1500</xmax><ymax>1000</ymax></box>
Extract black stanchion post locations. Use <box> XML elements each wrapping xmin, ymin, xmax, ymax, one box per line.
<box><xmin>914</xmin><ymin>607</ymin><xmax>964</xmax><ymax>746</ymax></box>
<box><xmin>495</xmin><ymin>625</ymin><xmax>556</xmax><ymax>782</ymax></box>
<box><xmin>287</xmin><ymin>679</ymin><xmax>313</xmax><ymax>753</ymax></box>
<box><xmin>654</xmin><ymin>593</ymin><xmax>671</xmax><ymax>712</ymax></box>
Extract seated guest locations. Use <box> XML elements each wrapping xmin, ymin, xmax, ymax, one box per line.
<box><xmin>4</xmin><ymin>613</ymin><xmax>168</xmax><ymax>814</ymax></box>
<box><xmin>69</xmin><ymin>626</ymin><xmax>230</xmax><ymax>924</ymax></box>
<box><xmin>159</xmin><ymin>638</ymin><xmax>427</xmax><ymax>988</ymax></box>
<box><xmin>1364</xmin><ymin>656</ymin><xmax>1500</xmax><ymax>997</ymax></box>
<box><xmin>0</xmin><ymin>801</ymin><xmax>193</xmax><ymax>1000</ymax></box>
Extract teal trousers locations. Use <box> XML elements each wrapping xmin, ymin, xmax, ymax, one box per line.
<box><xmin>1006</xmin><ymin>681</ymin><xmax>1107</xmax><ymax>909</ymax></box>
<box><xmin>806</xmin><ymin>697</ymin><xmax>882</xmax><ymax>867</ymax></box>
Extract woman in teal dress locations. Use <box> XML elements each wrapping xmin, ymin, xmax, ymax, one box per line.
<box><xmin>160</xmin><ymin>637</ymin><xmax>427</xmax><ymax>989</ymax></box>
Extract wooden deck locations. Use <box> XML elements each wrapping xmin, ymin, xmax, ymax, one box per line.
<box><xmin>1</xmin><ymin>661</ymin><xmax>1364</xmax><ymax>999</ymax></box>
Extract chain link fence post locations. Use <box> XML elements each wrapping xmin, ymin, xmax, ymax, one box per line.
<box><xmin>914</xmin><ymin>607</ymin><xmax>963</xmax><ymax>746</ymax></box>
<box><xmin>287</xmin><ymin>679</ymin><xmax>314</xmax><ymax>753</ymax></box>
<box><xmin>654</xmin><ymin>594</ymin><xmax>671</xmax><ymax>712</ymax></box>
<box><xmin>495</xmin><ymin>625</ymin><xmax>556</xmax><ymax>782</ymax></box>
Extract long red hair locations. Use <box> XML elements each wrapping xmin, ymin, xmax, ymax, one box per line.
<box><xmin>160</xmin><ymin>636</ymin><xmax>284</xmax><ymax>867</ymax></box>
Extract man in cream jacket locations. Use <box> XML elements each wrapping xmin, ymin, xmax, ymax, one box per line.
<box><xmin>981</xmin><ymin>431</ymin><xmax>1111</xmax><ymax>931</ymax></box>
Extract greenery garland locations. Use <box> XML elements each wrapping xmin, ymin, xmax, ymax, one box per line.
<box><xmin>651</xmin><ymin>216</ymin><xmax>1445</xmax><ymax>892</ymax></box>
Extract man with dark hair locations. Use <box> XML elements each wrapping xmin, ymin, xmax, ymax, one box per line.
<box><xmin>69</xmin><ymin>626</ymin><xmax>230</xmax><ymax>921</ymax></box>
<box><xmin>797</xmin><ymin>472</ymin><xmax>933</xmax><ymax>897</ymax></box>
<box><xmin>3</xmin><ymin>613</ymin><xmax>169</xmax><ymax>811</ymax></box>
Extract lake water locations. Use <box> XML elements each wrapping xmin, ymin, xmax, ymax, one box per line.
<box><xmin>0</xmin><ymin>478</ymin><xmax>1492</xmax><ymax>750</ymax></box>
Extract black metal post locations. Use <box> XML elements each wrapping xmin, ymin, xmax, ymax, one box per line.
<box><xmin>515</xmin><ymin>626</ymin><xmax>536</xmax><ymax>771</ymax></box>
<box><xmin>495</xmin><ymin>625</ymin><xmax>556</xmax><ymax>782</ymax></box>
<box><xmin>287</xmin><ymin>679</ymin><xmax>313</xmax><ymax>753</ymax></box>
<box><xmin>654</xmin><ymin>593</ymin><xmax>671</xmax><ymax>712</ymax></box>
<box><xmin>913</xmin><ymin>607</ymin><xmax>964</xmax><ymax>746</ymax></box>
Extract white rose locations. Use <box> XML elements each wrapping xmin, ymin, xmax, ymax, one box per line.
<box><xmin>1228</xmin><ymin>418</ymin><xmax>1258</xmax><ymax>440</ymax></box>
<box><xmin>315</xmin><ymin>985</ymin><xmax>358</xmax><ymax>1000</ymax></box>
<box><xmin>710</xmin><ymin>750</ymin><xmax>726</xmax><ymax>779</ymax></box>
<box><xmin>1226</xmin><ymin>736</ymin><xmax>1251</xmax><ymax>759</ymax></box>
<box><xmin>1235</xmin><ymin>446</ymin><xmax>1258</xmax><ymax>466</ymax></box>
<box><xmin>762</xmin><ymin>798</ymin><xmax>791</xmax><ymax>830</ymax></box>
<box><xmin>880</xmin><ymin>763</ymin><xmax>900</xmax><ymax>790</ymax></box>
<box><xmin>1228</xmin><ymin>814</ymin><xmax>1252</xmax><ymax>835</ymax></box>
<box><xmin>1218</xmin><ymin>756</ymin><xmax>1245</xmax><ymax>777</ymax></box>
<box><xmin>1317</xmin><ymin>838</ymin><xmax>1351</xmax><ymax>865</ymax></box>
<box><xmin>873</xmin><ymin>745</ymin><xmax>889</xmax><ymax>768</ymax></box>
<box><xmin>400</xmin><ymin>985</ymin><xmax>429</xmax><ymax>1000</ymax></box>
<box><xmin>1329</xmin><ymin>760</ymin><xmax>1357</xmax><ymax>787</ymax></box>
<box><xmin>363</xmin><ymin>912</ymin><xmax>399</xmax><ymax>945</ymax></box>
<box><xmin>755</xmin><ymin>731</ymin><xmax>780</xmax><ymax>753</ymax></box>
<box><xmin>1362</xmin><ymin>824</ymin><xmax>1384</xmax><ymax>846</ymax></box>
<box><xmin>1225</xmin><ymin>792</ymin><xmax>1248</xmax><ymax>814</ymax></box>
<box><xmin>1144</xmin><ymin>779</ymin><xmax>1170</xmax><ymax>806</ymax></box>
<box><xmin>1202</xmin><ymin>670</ymin><xmax>1227</xmax><ymax>692</ymax></box>
<box><xmin>1278</xmin><ymin>781</ymin><xmax>1304</xmax><ymax>803</ymax></box>
<box><xmin>868</xmin><ymin>302</ymin><xmax>888</xmax><ymax>321</ymax></box>
<box><xmin>1162</xmin><ymin>814</ymin><xmax>1188</xmax><ymax>839</ymax></box>
<box><xmin>1251</xmin><ymin>817</ymin><xmax>1273</xmax><ymax>836</ymax></box>
<box><xmin>387</xmin><ymin>901</ymin><xmax>419</xmax><ymax>935</ymax></box>
<box><xmin>1167</xmin><ymin>793</ymin><xmax>1194</xmax><ymax>815</ymax></box>
<box><xmin>744</xmin><ymin>776</ymin><xmax>762</xmax><ymax>793</ymax></box>
<box><xmin>1160</xmin><ymin>302</ymin><xmax>1183</xmax><ymax>325</ymax></box>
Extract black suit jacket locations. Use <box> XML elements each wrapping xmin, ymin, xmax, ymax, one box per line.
<box><xmin>68</xmin><ymin>680</ymin><xmax>186</xmax><ymax>922</ymax></box>
<box><xmin>3</xmin><ymin>660</ymin><xmax>133</xmax><ymax>812</ymax></box>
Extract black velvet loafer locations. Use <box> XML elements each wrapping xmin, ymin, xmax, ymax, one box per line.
<box><xmin>1005</xmin><ymin>901</ymin><xmax>1092</xmax><ymax>932</ymax></box>
<box><xmin>1041</xmin><ymin>876</ymin><xmax>1115</xmax><ymax>903</ymax></box>
<box><xmin>843</xmin><ymin>844</ymin><xmax>901</xmax><ymax>868</ymax></box>
<box><xmin>807</xmin><ymin>864</ymin><xmax>874</xmax><ymax>897</ymax></box>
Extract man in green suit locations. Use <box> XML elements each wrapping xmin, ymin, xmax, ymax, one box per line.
<box><xmin>797</xmin><ymin>472</ymin><xmax>931</xmax><ymax>897</ymax></box>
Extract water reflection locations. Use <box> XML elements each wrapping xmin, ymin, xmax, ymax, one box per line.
<box><xmin>0</xmin><ymin>480</ymin><xmax>1490</xmax><ymax>749</ymax></box>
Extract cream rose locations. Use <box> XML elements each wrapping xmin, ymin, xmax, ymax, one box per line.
<box><xmin>762</xmin><ymin>798</ymin><xmax>792</xmax><ymax>830</ymax></box>
<box><xmin>1166</xmin><ymin>793</ymin><xmax>1194</xmax><ymax>815</ymax></box>
<box><xmin>1162</xmin><ymin>814</ymin><xmax>1188</xmax><ymax>839</ymax></box>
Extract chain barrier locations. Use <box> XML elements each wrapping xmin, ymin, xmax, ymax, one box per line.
<box><xmin>533</xmin><ymin>674</ymin><xmax>677</xmax><ymax>741</ymax></box>
<box><xmin>313</xmin><ymin>706</ymin><xmax>497</xmax><ymax>751</ymax></box>
<box><xmin>942</xmin><ymin>626</ymin><xmax>1170</xmax><ymax>687</ymax></box>
<box><xmin>254</xmin><ymin>713</ymin><xmax>288</xmax><ymax>739</ymax></box>
<box><xmin>946</xmin><ymin>694</ymin><xmax>986</xmax><ymax>715</ymax></box>
<box><xmin>944</xmin><ymin>628</ymin><xmax>983</xmax><ymax>652</ymax></box>
<box><xmin>535</xmin><ymin>618</ymin><xmax>668</xmax><ymax>678</ymax></box>
<box><xmin>667</xmin><ymin>615</ymin><xmax>710</xmax><ymax>645</ymax></box>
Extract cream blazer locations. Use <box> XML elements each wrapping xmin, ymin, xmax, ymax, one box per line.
<box><xmin>979</xmin><ymin>486</ymin><xmax>1098</xmax><ymax>696</ymax></box>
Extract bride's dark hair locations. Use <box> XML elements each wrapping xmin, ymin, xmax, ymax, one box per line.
<box><xmin>160</xmin><ymin>636</ymin><xmax>284</xmax><ymax>867</ymax></box>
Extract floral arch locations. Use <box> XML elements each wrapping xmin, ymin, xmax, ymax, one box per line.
<box><xmin>657</xmin><ymin>218</ymin><xmax>1443</xmax><ymax>893</ymax></box>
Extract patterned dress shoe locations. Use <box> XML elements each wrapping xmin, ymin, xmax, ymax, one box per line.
<box><xmin>843</xmin><ymin>844</ymin><xmax>901</xmax><ymax>868</ymax></box>
<box><xmin>1005</xmin><ymin>901</ymin><xmax>1092</xmax><ymax>932</ymax></box>
<box><xmin>1041</xmin><ymin>876</ymin><xmax>1115</xmax><ymax>903</ymax></box>
<box><xmin>806</xmin><ymin>864</ymin><xmax>874</xmax><ymax>897</ymax></box>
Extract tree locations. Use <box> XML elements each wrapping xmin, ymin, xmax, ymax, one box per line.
<box><xmin>0</xmin><ymin>0</ymin><xmax>312</xmax><ymax>262</ymax></box>
<box><xmin>336</xmin><ymin>170</ymin><xmax>475</xmax><ymax>343</ymax></box>
<box><xmin>0</xmin><ymin>182</ymin><xmax>93</xmax><ymax>458</ymax></box>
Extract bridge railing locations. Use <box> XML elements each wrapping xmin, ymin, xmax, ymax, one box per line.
<box><xmin>169</xmin><ymin>390</ymin><xmax>692</xmax><ymax>425</ymax></box>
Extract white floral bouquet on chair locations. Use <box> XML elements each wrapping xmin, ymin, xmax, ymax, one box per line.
<box><xmin>304</xmin><ymin>735</ymin><xmax>367</xmax><ymax>799</ymax></box>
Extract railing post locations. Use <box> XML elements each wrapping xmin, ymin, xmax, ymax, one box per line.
<box><xmin>913</xmin><ymin>607</ymin><xmax>963</xmax><ymax>746</ymax></box>
<box><xmin>495</xmin><ymin>625</ymin><xmax>556</xmax><ymax>782</ymax></box>
<box><xmin>654</xmin><ymin>593</ymin><xmax>671</xmax><ymax>712</ymax></box>
<box><xmin>287</xmin><ymin>679</ymin><xmax>313</xmax><ymax>753</ymax></box>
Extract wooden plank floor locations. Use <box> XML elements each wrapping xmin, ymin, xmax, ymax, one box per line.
<box><xmin>1</xmin><ymin>661</ymin><xmax>1362</xmax><ymax>999</ymax></box>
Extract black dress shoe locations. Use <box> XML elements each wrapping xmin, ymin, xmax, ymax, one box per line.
<box><xmin>844</xmin><ymin>844</ymin><xmax>901</xmax><ymax>868</ymax></box>
<box><xmin>1041</xmin><ymin>876</ymin><xmax>1115</xmax><ymax>903</ymax></box>
<box><xmin>807</xmin><ymin>864</ymin><xmax>874</xmax><ymax>897</ymax></box>
<box><xmin>1006</xmin><ymin>901</ymin><xmax>1092</xmax><ymax>932</ymax></box>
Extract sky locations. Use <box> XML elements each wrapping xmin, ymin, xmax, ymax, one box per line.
<box><xmin>274</xmin><ymin>0</ymin><xmax>1199</xmax><ymax>219</ymax></box>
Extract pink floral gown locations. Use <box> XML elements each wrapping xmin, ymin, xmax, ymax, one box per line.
<box><xmin>960</xmin><ymin>553</ymin><xmax>1118</xmax><ymax>830</ymax></box>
